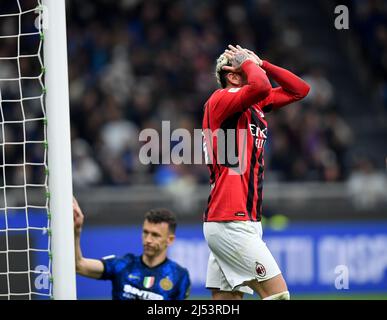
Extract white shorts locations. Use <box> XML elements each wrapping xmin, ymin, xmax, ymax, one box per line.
<box><xmin>203</xmin><ymin>221</ymin><xmax>281</xmax><ymax>295</ymax></box>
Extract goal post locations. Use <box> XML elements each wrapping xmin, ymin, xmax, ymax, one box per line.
<box><xmin>0</xmin><ymin>0</ymin><xmax>76</xmax><ymax>300</ymax></box>
<box><xmin>43</xmin><ymin>0</ymin><xmax>76</xmax><ymax>300</ymax></box>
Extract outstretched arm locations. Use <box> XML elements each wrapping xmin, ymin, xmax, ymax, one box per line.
<box><xmin>260</xmin><ymin>60</ymin><xmax>310</xmax><ymax>112</ymax></box>
<box><xmin>73</xmin><ymin>197</ymin><xmax>105</xmax><ymax>279</ymax></box>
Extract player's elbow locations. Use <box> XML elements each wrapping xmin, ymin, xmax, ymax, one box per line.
<box><xmin>75</xmin><ymin>260</ymin><xmax>84</xmax><ymax>274</ymax></box>
<box><xmin>300</xmin><ymin>81</ymin><xmax>311</xmax><ymax>98</ymax></box>
<box><xmin>260</xmin><ymin>80</ymin><xmax>273</xmax><ymax>99</ymax></box>
<box><xmin>249</xmin><ymin>79</ymin><xmax>272</xmax><ymax>101</ymax></box>
<box><xmin>295</xmin><ymin>81</ymin><xmax>310</xmax><ymax>100</ymax></box>
<box><xmin>75</xmin><ymin>258</ymin><xmax>88</xmax><ymax>275</ymax></box>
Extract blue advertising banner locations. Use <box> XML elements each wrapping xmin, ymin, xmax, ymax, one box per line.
<box><xmin>76</xmin><ymin>222</ymin><xmax>387</xmax><ymax>299</ymax></box>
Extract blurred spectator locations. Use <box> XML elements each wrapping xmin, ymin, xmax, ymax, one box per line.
<box><xmin>303</xmin><ymin>68</ymin><xmax>335</xmax><ymax>109</ymax></box>
<box><xmin>350</xmin><ymin>0</ymin><xmax>387</xmax><ymax>110</ymax></box>
<box><xmin>348</xmin><ymin>157</ymin><xmax>387</xmax><ymax>209</ymax></box>
<box><xmin>72</xmin><ymin>139</ymin><xmax>103</xmax><ymax>187</ymax></box>
<box><xmin>0</xmin><ymin>0</ymin><xmax>364</xmax><ymax>187</ymax></box>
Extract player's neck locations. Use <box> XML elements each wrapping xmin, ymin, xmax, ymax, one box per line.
<box><xmin>142</xmin><ymin>253</ymin><xmax>167</xmax><ymax>268</ymax></box>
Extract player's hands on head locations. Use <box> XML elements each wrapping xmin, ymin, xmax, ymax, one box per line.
<box><xmin>222</xmin><ymin>44</ymin><xmax>265</xmax><ymax>73</ymax></box>
<box><xmin>236</xmin><ymin>45</ymin><xmax>263</xmax><ymax>67</ymax></box>
<box><xmin>73</xmin><ymin>197</ymin><xmax>84</xmax><ymax>235</ymax></box>
<box><xmin>222</xmin><ymin>44</ymin><xmax>251</xmax><ymax>73</ymax></box>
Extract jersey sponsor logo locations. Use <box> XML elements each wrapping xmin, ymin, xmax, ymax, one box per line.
<box><xmin>249</xmin><ymin>124</ymin><xmax>267</xmax><ymax>139</ymax></box>
<box><xmin>249</xmin><ymin>124</ymin><xmax>267</xmax><ymax>149</ymax></box>
<box><xmin>159</xmin><ymin>277</ymin><xmax>173</xmax><ymax>291</ymax></box>
<box><xmin>255</xmin><ymin>262</ymin><xmax>266</xmax><ymax>278</ymax></box>
<box><xmin>101</xmin><ymin>255</ymin><xmax>116</xmax><ymax>260</ymax></box>
<box><xmin>128</xmin><ymin>274</ymin><xmax>140</xmax><ymax>280</ymax></box>
<box><xmin>123</xmin><ymin>284</ymin><xmax>163</xmax><ymax>300</ymax></box>
<box><xmin>143</xmin><ymin>276</ymin><xmax>155</xmax><ymax>289</ymax></box>
<box><xmin>234</xmin><ymin>212</ymin><xmax>246</xmax><ymax>217</ymax></box>
<box><xmin>228</xmin><ymin>87</ymin><xmax>241</xmax><ymax>93</ymax></box>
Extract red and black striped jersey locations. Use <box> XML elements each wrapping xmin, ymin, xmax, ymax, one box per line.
<box><xmin>202</xmin><ymin>60</ymin><xmax>310</xmax><ymax>222</ymax></box>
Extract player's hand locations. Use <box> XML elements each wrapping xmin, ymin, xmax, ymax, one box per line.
<box><xmin>222</xmin><ymin>44</ymin><xmax>252</xmax><ymax>73</ymax></box>
<box><xmin>73</xmin><ymin>197</ymin><xmax>84</xmax><ymax>235</ymax></box>
<box><xmin>235</xmin><ymin>45</ymin><xmax>263</xmax><ymax>67</ymax></box>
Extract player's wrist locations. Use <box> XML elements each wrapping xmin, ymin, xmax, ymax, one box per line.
<box><xmin>240</xmin><ymin>59</ymin><xmax>255</xmax><ymax>70</ymax></box>
<box><xmin>261</xmin><ymin>60</ymin><xmax>270</xmax><ymax>69</ymax></box>
<box><xmin>251</xmin><ymin>58</ymin><xmax>262</xmax><ymax>67</ymax></box>
<box><xmin>241</xmin><ymin>59</ymin><xmax>265</xmax><ymax>75</ymax></box>
<box><xmin>253</xmin><ymin>57</ymin><xmax>263</xmax><ymax>67</ymax></box>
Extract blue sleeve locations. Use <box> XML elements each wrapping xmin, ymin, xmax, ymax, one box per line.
<box><xmin>99</xmin><ymin>254</ymin><xmax>131</xmax><ymax>280</ymax></box>
<box><xmin>175</xmin><ymin>269</ymin><xmax>191</xmax><ymax>300</ymax></box>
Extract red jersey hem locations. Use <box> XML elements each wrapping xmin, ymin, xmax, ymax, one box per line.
<box><xmin>203</xmin><ymin>215</ymin><xmax>262</xmax><ymax>222</ymax></box>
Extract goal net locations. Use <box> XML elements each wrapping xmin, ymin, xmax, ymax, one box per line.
<box><xmin>0</xmin><ymin>0</ymin><xmax>75</xmax><ymax>300</ymax></box>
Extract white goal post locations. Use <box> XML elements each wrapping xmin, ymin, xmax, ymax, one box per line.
<box><xmin>0</xmin><ymin>0</ymin><xmax>76</xmax><ymax>300</ymax></box>
<box><xmin>43</xmin><ymin>0</ymin><xmax>76</xmax><ymax>300</ymax></box>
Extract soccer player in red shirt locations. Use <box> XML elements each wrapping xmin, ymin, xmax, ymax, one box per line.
<box><xmin>202</xmin><ymin>45</ymin><xmax>310</xmax><ymax>300</ymax></box>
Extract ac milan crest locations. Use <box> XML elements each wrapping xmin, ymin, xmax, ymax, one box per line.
<box><xmin>255</xmin><ymin>262</ymin><xmax>266</xmax><ymax>277</ymax></box>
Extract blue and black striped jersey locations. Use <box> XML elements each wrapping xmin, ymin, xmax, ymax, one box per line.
<box><xmin>100</xmin><ymin>253</ymin><xmax>191</xmax><ymax>300</ymax></box>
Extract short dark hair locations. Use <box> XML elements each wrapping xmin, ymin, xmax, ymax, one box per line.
<box><xmin>144</xmin><ymin>209</ymin><xmax>177</xmax><ymax>234</ymax></box>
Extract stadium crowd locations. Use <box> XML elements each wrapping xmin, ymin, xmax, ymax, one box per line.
<box><xmin>0</xmin><ymin>0</ymin><xmax>384</xmax><ymax>191</ymax></box>
<box><xmin>67</xmin><ymin>0</ymin><xmax>356</xmax><ymax>187</ymax></box>
<box><xmin>349</xmin><ymin>0</ymin><xmax>387</xmax><ymax>111</ymax></box>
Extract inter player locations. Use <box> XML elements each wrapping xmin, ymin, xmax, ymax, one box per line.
<box><xmin>202</xmin><ymin>45</ymin><xmax>310</xmax><ymax>300</ymax></box>
<box><xmin>73</xmin><ymin>198</ymin><xmax>191</xmax><ymax>300</ymax></box>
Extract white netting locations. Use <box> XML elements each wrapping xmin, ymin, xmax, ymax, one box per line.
<box><xmin>0</xmin><ymin>0</ymin><xmax>52</xmax><ymax>300</ymax></box>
